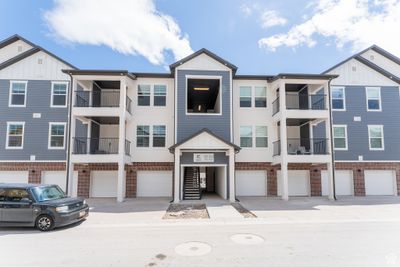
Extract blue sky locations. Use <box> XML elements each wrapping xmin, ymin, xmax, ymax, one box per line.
<box><xmin>1</xmin><ymin>0</ymin><xmax>399</xmax><ymax>74</ymax></box>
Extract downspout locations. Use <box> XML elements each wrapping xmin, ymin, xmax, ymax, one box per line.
<box><xmin>327</xmin><ymin>79</ymin><xmax>337</xmax><ymax>200</ymax></box>
<box><xmin>65</xmin><ymin>72</ymin><xmax>74</xmax><ymax>195</ymax></box>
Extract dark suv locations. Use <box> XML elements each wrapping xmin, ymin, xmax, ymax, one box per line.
<box><xmin>0</xmin><ymin>183</ymin><xmax>89</xmax><ymax>231</ymax></box>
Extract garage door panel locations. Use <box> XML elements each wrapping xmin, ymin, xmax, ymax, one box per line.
<box><xmin>277</xmin><ymin>170</ymin><xmax>310</xmax><ymax>196</ymax></box>
<box><xmin>0</xmin><ymin>171</ymin><xmax>29</xmax><ymax>184</ymax></box>
<box><xmin>236</xmin><ymin>171</ymin><xmax>266</xmax><ymax>196</ymax></box>
<box><xmin>137</xmin><ymin>171</ymin><xmax>172</xmax><ymax>197</ymax></box>
<box><xmin>335</xmin><ymin>170</ymin><xmax>353</xmax><ymax>196</ymax></box>
<box><xmin>91</xmin><ymin>171</ymin><xmax>118</xmax><ymax>197</ymax></box>
<box><xmin>365</xmin><ymin>170</ymin><xmax>396</xmax><ymax>196</ymax></box>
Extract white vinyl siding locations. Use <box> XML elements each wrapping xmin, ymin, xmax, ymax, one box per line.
<box><xmin>9</xmin><ymin>81</ymin><xmax>27</xmax><ymax>107</ymax></box>
<box><xmin>368</xmin><ymin>125</ymin><xmax>384</xmax><ymax>150</ymax></box>
<box><xmin>366</xmin><ymin>87</ymin><xmax>381</xmax><ymax>111</ymax></box>
<box><xmin>6</xmin><ymin>122</ymin><xmax>24</xmax><ymax>149</ymax></box>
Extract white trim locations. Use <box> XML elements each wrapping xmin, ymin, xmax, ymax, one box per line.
<box><xmin>368</xmin><ymin>124</ymin><xmax>384</xmax><ymax>150</ymax></box>
<box><xmin>8</xmin><ymin>81</ymin><xmax>27</xmax><ymax>107</ymax></box>
<box><xmin>331</xmin><ymin>86</ymin><xmax>346</xmax><ymax>111</ymax></box>
<box><xmin>50</xmin><ymin>81</ymin><xmax>69</xmax><ymax>108</ymax></box>
<box><xmin>185</xmin><ymin>75</ymin><xmax>223</xmax><ymax>116</ymax></box>
<box><xmin>48</xmin><ymin>122</ymin><xmax>66</xmax><ymax>150</ymax></box>
<box><xmin>366</xmin><ymin>87</ymin><xmax>382</xmax><ymax>112</ymax></box>
<box><xmin>6</xmin><ymin>121</ymin><xmax>25</xmax><ymax>149</ymax></box>
<box><xmin>333</xmin><ymin>124</ymin><xmax>348</xmax><ymax>150</ymax></box>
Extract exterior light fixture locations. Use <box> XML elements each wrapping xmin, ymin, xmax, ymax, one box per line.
<box><xmin>193</xmin><ymin>87</ymin><xmax>209</xmax><ymax>91</ymax></box>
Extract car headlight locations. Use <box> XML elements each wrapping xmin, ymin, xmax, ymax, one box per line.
<box><xmin>56</xmin><ymin>206</ymin><xmax>69</xmax><ymax>213</ymax></box>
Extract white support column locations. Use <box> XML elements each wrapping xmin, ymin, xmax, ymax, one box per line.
<box><xmin>327</xmin><ymin>160</ymin><xmax>335</xmax><ymax>200</ymax></box>
<box><xmin>281</xmin><ymin>161</ymin><xmax>289</xmax><ymax>201</ymax></box>
<box><xmin>229</xmin><ymin>148</ymin><xmax>236</xmax><ymax>202</ymax></box>
<box><xmin>173</xmin><ymin>148</ymin><xmax>180</xmax><ymax>203</ymax></box>
<box><xmin>67</xmin><ymin>114</ymin><xmax>76</xmax><ymax>196</ymax></box>
<box><xmin>309</xmin><ymin>122</ymin><xmax>314</xmax><ymax>154</ymax></box>
<box><xmin>278</xmin><ymin>80</ymin><xmax>289</xmax><ymax>201</ymax></box>
<box><xmin>86</xmin><ymin>120</ymin><xmax>91</xmax><ymax>154</ymax></box>
<box><xmin>117</xmin><ymin>78</ymin><xmax>127</xmax><ymax>202</ymax></box>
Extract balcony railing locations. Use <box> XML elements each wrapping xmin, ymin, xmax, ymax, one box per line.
<box><xmin>73</xmin><ymin>137</ymin><xmax>131</xmax><ymax>155</ymax></box>
<box><xmin>75</xmin><ymin>90</ymin><xmax>120</xmax><ymax>108</ymax></box>
<box><xmin>273</xmin><ymin>138</ymin><xmax>329</xmax><ymax>156</ymax></box>
<box><xmin>286</xmin><ymin>93</ymin><xmax>326</xmax><ymax>110</ymax></box>
<box><xmin>126</xmin><ymin>96</ymin><xmax>132</xmax><ymax>114</ymax></box>
<box><xmin>272</xmin><ymin>97</ymin><xmax>280</xmax><ymax>115</ymax></box>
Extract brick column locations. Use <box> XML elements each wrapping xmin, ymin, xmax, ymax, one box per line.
<box><xmin>28</xmin><ymin>169</ymin><xmax>41</xmax><ymax>184</ymax></box>
<box><xmin>267</xmin><ymin>169</ymin><xmax>277</xmax><ymax>196</ymax></box>
<box><xmin>396</xmin><ymin>168</ymin><xmax>400</xmax><ymax>196</ymax></box>
<box><xmin>310</xmin><ymin>168</ymin><xmax>322</xmax><ymax>196</ymax></box>
<box><xmin>77</xmin><ymin>169</ymin><xmax>90</xmax><ymax>198</ymax></box>
<box><xmin>353</xmin><ymin>169</ymin><xmax>365</xmax><ymax>196</ymax></box>
<box><xmin>125</xmin><ymin>167</ymin><xmax>137</xmax><ymax>198</ymax></box>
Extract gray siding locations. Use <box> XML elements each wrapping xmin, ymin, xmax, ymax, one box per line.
<box><xmin>176</xmin><ymin>70</ymin><xmax>231</xmax><ymax>142</ymax></box>
<box><xmin>0</xmin><ymin>79</ymin><xmax>69</xmax><ymax>160</ymax></box>
<box><xmin>333</xmin><ymin>85</ymin><xmax>400</xmax><ymax>160</ymax></box>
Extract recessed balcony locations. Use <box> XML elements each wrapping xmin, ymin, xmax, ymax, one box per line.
<box><xmin>72</xmin><ymin>137</ymin><xmax>131</xmax><ymax>156</ymax></box>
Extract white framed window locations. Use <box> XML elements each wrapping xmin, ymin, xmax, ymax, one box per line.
<box><xmin>51</xmin><ymin>82</ymin><xmax>68</xmax><ymax>107</ymax></box>
<box><xmin>239</xmin><ymin>86</ymin><xmax>252</xmax><ymax>107</ymax></box>
<box><xmin>136</xmin><ymin>125</ymin><xmax>150</xmax><ymax>147</ymax></box>
<box><xmin>255</xmin><ymin>87</ymin><xmax>267</xmax><ymax>108</ymax></box>
<box><xmin>6</xmin><ymin>122</ymin><xmax>25</xmax><ymax>149</ymax></box>
<box><xmin>153</xmin><ymin>85</ymin><xmax>167</xmax><ymax>106</ymax></box>
<box><xmin>48</xmin><ymin>123</ymin><xmax>66</xmax><ymax>149</ymax></box>
<box><xmin>153</xmin><ymin>125</ymin><xmax>166</xmax><ymax>147</ymax></box>
<box><xmin>255</xmin><ymin>126</ymin><xmax>268</xmax><ymax>147</ymax></box>
<box><xmin>333</xmin><ymin>125</ymin><xmax>348</xmax><ymax>150</ymax></box>
<box><xmin>368</xmin><ymin>125</ymin><xmax>384</xmax><ymax>150</ymax></box>
<box><xmin>331</xmin><ymin>86</ymin><xmax>345</xmax><ymax>110</ymax></box>
<box><xmin>9</xmin><ymin>81</ymin><xmax>27</xmax><ymax>107</ymax></box>
<box><xmin>137</xmin><ymin>85</ymin><xmax>151</xmax><ymax>106</ymax></box>
<box><xmin>366</xmin><ymin>87</ymin><xmax>381</xmax><ymax>111</ymax></box>
<box><xmin>240</xmin><ymin>126</ymin><xmax>253</xmax><ymax>147</ymax></box>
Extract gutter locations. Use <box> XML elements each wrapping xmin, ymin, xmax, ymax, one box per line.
<box><xmin>65</xmin><ymin>72</ymin><xmax>74</xmax><ymax>195</ymax></box>
<box><xmin>327</xmin><ymin>79</ymin><xmax>337</xmax><ymax>201</ymax></box>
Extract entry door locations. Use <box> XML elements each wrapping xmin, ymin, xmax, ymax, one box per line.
<box><xmin>2</xmin><ymin>189</ymin><xmax>34</xmax><ymax>223</ymax></box>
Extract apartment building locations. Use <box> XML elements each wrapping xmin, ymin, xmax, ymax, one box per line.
<box><xmin>0</xmin><ymin>34</ymin><xmax>399</xmax><ymax>202</ymax></box>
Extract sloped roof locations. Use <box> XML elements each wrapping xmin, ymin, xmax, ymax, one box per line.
<box><xmin>170</xmin><ymin>48</ymin><xmax>238</xmax><ymax>73</ymax></box>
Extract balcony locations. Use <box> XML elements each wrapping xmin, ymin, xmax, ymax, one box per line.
<box><xmin>273</xmin><ymin>138</ymin><xmax>329</xmax><ymax>156</ymax></box>
<box><xmin>73</xmin><ymin>137</ymin><xmax>131</xmax><ymax>156</ymax></box>
<box><xmin>286</xmin><ymin>93</ymin><xmax>326</xmax><ymax>110</ymax></box>
<box><xmin>74</xmin><ymin>91</ymin><xmax>132</xmax><ymax>115</ymax></box>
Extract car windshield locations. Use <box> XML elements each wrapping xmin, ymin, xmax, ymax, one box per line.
<box><xmin>31</xmin><ymin>185</ymin><xmax>66</xmax><ymax>202</ymax></box>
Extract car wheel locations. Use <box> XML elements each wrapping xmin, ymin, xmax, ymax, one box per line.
<box><xmin>36</xmin><ymin>215</ymin><xmax>54</xmax><ymax>231</ymax></box>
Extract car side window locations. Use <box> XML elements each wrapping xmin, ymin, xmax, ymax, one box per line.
<box><xmin>4</xmin><ymin>189</ymin><xmax>30</xmax><ymax>202</ymax></box>
<box><xmin>0</xmin><ymin>189</ymin><xmax>5</xmax><ymax>201</ymax></box>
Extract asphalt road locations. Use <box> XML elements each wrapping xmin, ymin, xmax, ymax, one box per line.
<box><xmin>1</xmin><ymin>220</ymin><xmax>400</xmax><ymax>267</ymax></box>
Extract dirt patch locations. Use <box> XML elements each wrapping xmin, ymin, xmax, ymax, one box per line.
<box><xmin>231</xmin><ymin>203</ymin><xmax>257</xmax><ymax>218</ymax></box>
<box><xmin>163</xmin><ymin>204</ymin><xmax>209</xmax><ymax>219</ymax></box>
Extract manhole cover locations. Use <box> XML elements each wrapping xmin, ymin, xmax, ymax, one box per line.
<box><xmin>175</xmin><ymin>241</ymin><xmax>212</xmax><ymax>256</ymax></box>
<box><xmin>230</xmin><ymin>233</ymin><xmax>264</xmax><ymax>245</ymax></box>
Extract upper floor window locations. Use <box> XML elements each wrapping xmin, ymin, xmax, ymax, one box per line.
<box><xmin>51</xmin><ymin>82</ymin><xmax>68</xmax><ymax>107</ymax></box>
<box><xmin>368</xmin><ymin>125</ymin><xmax>384</xmax><ymax>150</ymax></box>
<box><xmin>240</xmin><ymin>126</ymin><xmax>252</xmax><ymax>147</ymax></box>
<box><xmin>255</xmin><ymin>87</ymin><xmax>267</xmax><ymax>107</ymax></box>
<box><xmin>48</xmin><ymin>123</ymin><xmax>66</xmax><ymax>149</ymax></box>
<box><xmin>153</xmin><ymin>125</ymin><xmax>166</xmax><ymax>147</ymax></box>
<box><xmin>154</xmin><ymin>85</ymin><xmax>166</xmax><ymax>106</ymax></box>
<box><xmin>333</xmin><ymin>125</ymin><xmax>347</xmax><ymax>150</ymax></box>
<box><xmin>331</xmin><ymin>87</ymin><xmax>345</xmax><ymax>110</ymax></box>
<box><xmin>366</xmin><ymin>87</ymin><xmax>381</xmax><ymax>111</ymax></box>
<box><xmin>136</xmin><ymin>125</ymin><xmax>150</xmax><ymax>147</ymax></box>
<box><xmin>239</xmin><ymin>86</ymin><xmax>252</xmax><ymax>107</ymax></box>
<box><xmin>6</xmin><ymin>122</ymin><xmax>24</xmax><ymax>149</ymax></box>
<box><xmin>255</xmin><ymin>126</ymin><xmax>268</xmax><ymax>147</ymax></box>
<box><xmin>9</xmin><ymin>81</ymin><xmax>27</xmax><ymax>107</ymax></box>
<box><xmin>138</xmin><ymin>85</ymin><xmax>151</xmax><ymax>106</ymax></box>
<box><xmin>240</xmin><ymin>125</ymin><xmax>268</xmax><ymax>148</ymax></box>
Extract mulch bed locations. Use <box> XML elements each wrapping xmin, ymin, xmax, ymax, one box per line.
<box><xmin>163</xmin><ymin>204</ymin><xmax>210</xmax><ymax>219</ymax></box>
<box><xmin>231</xmin><ymin>203</ymin><xmax>257</xmax><ymax>218</ymax></box>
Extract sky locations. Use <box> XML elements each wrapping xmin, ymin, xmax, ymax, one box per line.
<box><xmin>0</xmin><ymin>0</ymin><xmax>399</xmax><ymax>75</ymax></box>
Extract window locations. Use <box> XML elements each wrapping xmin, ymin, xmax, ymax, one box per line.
<box><xmin>240</xmin><ymin>126</ymin><xmax>253</xmax><ymax>147</ymax></box>
<box><xmin>255</xmin><ymin>126</ymin><xmax>268</xmax><ymax>147</ymax></box>
<box><xmin>153</xmin><ymin>125</ymin><xmax>166</xmax><ymax>147</ymax></box>
<box><xmin>333</xmin><ymin>125</ymin><xmax>347</xmax><ymax>150</ymax></box>
<box><xmin>368</xmin><ymin>125</ymin><xmax>384</xmax><ymax>150</ymax></box>
<box><xmin>366</xmin><ymin>87</ymin><xmax>381</xmax><ymax>111</ymax></box>
<box><xmin>136</xmin><ymin>125</ymin><xmax>150</xmax><ymax>147</ymax></box>
<box><xmin>9</xmin><ymin>81</ymin><xmax>27</xmax><ymax>107</ymax></box>
<box><xmin>255</xmin><ymin>87</ymin><xmax>267</xmax><ymax>107</ymax></box>
<box><xmin>154</xmin><ymin>85</ymin><xmax>166</xmax><ymax>106</ymax></box>
<box><xmin>4</xmin><ymin>189</ymin><xmax>30</xmax><ymax>202</ymax></box>
<box><xmin>331</xmin><ymin>87</ymin><xmax>345</xmax><ymax>110</ymax></box>
<box><xmin>138</xmin><ymin>85</ymin><xmax>150</xmax><ymax>106</ymax></box>
<box><xmin>240</xmin><ymin>86</ymin><xmax>252</xmax><ymax>107</ymax></box>
<box><xmin>51</xmin><ymin>82</ymin><xmax>68</xmax><ymax>107</ymax></box>
<box><xmin>6</xmin><ymin>122</ymin><xmax>24</xmax><ymax>149</ymax></box>
<box><xmin>48</xmin><ymin>123</ymin><xmax>66</xmax><ymax>149</ymax></box>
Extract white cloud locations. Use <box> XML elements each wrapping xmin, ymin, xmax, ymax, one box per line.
<box><xmin>240</xmin><ymin>3</ymin><xmax>253</xmax><ymax>17</ymax></box>
<box><xmin>44</xmin><ymin>0</ymin><xmax>193</xmax><ymax>65</ymax></box>
<box><xmin>258</xmin><ymin>0</ymin><xmax>400</xmax><ymax>54</ymax></box>
<box><xmin>260</xmin><ymin>10</ymin><xmax>287</xmax><ymax>29</ymax></box>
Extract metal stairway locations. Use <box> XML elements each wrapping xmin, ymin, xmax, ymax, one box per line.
<box><xmin>183</xmin><ymin>167</ymin><xmax>201</xmax><ymax>200</ymax></box>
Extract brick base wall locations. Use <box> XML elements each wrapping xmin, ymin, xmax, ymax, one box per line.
<box><xmin>310</xmin><ymin>168</ymin><xmax>322</xmax><ymax>196</ymax></box>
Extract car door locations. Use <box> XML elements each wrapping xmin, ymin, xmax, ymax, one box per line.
<box><xmin>2</xmin><ymin>188</ymin><xmax>34</xmax><ymax>223</ymax></box>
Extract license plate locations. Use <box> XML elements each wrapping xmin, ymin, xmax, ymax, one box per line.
<box><xmin>79</xmin><ymin>211</ymin><xmax>86</xmax><ymax>217</ymax></box>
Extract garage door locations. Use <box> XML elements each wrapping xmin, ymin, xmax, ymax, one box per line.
<box><xmin>277</xmin><ymin>170</ymin><xmax>310</xmax><ymax>196</ymax></box>
<box><xmin>90</xmin><ymin>171</ymin><xmax>118</xmax><ymax>197</ymax></box>
<box><xmin>236</xmin><ymin>170</ymin><xmax>266</xmax><ymax>196</ymax></box>
<box><xmin>42</xmin><ymin>171</ymin><xmax>67</xmax><ymax>191</ymax></box>
<box><xmin>365</xmin><ymin>170</ymin><xmax>396</xmax><ymax>196</ymax></box>
<box><xmin>335</xmin><ymin>170</ymin><xmax>353</xmax><ymax>196</ymax></box>
<box><xmin>0</xmin><ymin>171</ymin><xmax>29</xmax><ymax>184</ymax></box>
<box><xmin>137</xmin><ymin>171</ymin><xmax>172</xmax><ymax>197</ymax></box>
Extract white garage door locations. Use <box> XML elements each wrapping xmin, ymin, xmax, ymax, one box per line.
<box><xmin>236</xmin><ymin>170</ymin><xmax>266</xmax><ymax>196</ymax></box>
<box><xmin>277</xmin><ymin>170</ymin><xmax>310</xmax><ymax>196</ymax></box>
<box><xmin>0</xmin><ymin>171</ymin><xmax>29</xmax><ymax>184</ymax></box>
<box><xmin>42</xmin><ymin>171</ymin><xmax>67</xmax><ymax>191</ymax></box>
<box><xmin>365</xmin><ymin>170</ymin><xmax>396</xmax><ymax>196</ymax></box>
<box><xmin>335</xmin><ymin>170</ymin><xmax>353</xmax><ymax>196</ymax></box>
<box><xmin>90</xmin><ymin>171</ymin><xmax>118</xmax><ymax>197</ymax></box>
<box><xmin>321</xmin><ymin>170</ymin><xmax>329</xmax><ymax>196</ymax></box>
<box><xmin>137</xmin><ymin>171</ymin><xmax>172</xmax><ymax>197</ymax></box>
